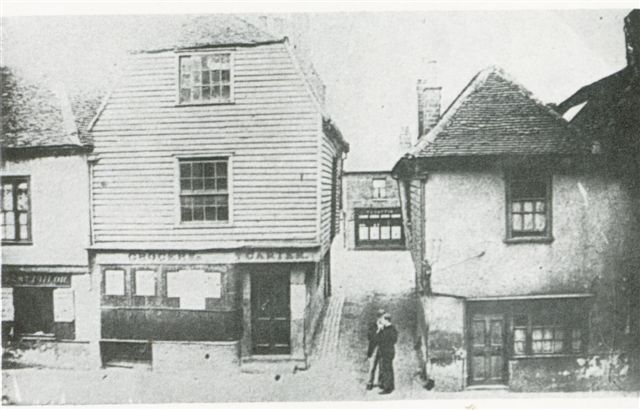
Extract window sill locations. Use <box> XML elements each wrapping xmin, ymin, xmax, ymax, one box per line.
<box><xmin>175</xmin><ymin>101</ymin><xmax>235</xmax><ymax>107</ymax></box>
<box><xmin>2</xmin><ymin>241</ymin><xmax>33</xmax><ymax>246</ymax></box>
<box><xmin>504</xmin><ymin>236</ymin><xmax>554</xmax><ymax>245</ymax></box>
<box><xmin>354</xmin><ymin>244</ymin><xmax>406</xmax><ymax>251</ymax></box>
<box><xmin>511</xmin><ymin>353</ymin><xmax>582</xmax><ymax>360</ymax></box>
<box><xmin>174</xmin><ymin>222</ymin><xmax>232</xmax><ymax>229</ymax></box>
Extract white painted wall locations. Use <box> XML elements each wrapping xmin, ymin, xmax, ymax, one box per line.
<box><xmin>2</xmin><ymin>155</ymin><xmax>90</xmax><ymax>265</ymax></box>
<box><xmin>424</xmin><ymin>169</ymin><xmax>638</xmax><ymax>298</ymax></box>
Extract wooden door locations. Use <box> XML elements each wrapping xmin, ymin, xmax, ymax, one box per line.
<box><xmin>469</xmin><ymin>314</ymin><xmax>507</xmax><ymax>384</ymax></box>
<box><xmin>251</xmin><ymin>271</ymin><xmax>290</xmax><ymax>354</ymax></box>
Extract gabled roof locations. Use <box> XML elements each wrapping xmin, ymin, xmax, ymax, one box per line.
<box><xmin>409</xmin><ymin>66</ymin><xmax>588</xmax><ymax>159</ymax></box>
<box><xmin>1</xmin><ymin>66</ymin><xmax>97</xmax><ymax>149</ymax></box>
<box><xmin>128</xmin><ymin>14</ymin><xmax>282</xmax><ymax>53</ymax></box>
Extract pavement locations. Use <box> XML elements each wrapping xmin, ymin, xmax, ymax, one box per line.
<box><xmin>2</xmin><ymin>236</ymin><xmax>639</xmax><ymax>406</ymax></box>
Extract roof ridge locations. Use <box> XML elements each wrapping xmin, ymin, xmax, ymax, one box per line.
<box><xmin>490</xmin><ymin>67</ymin><xmax>587</xmax><ymax>148</ymax></box>
<box><xmin>51</xmin><ymin>81</ymin><xmax>83</xmax><ymax>146</ymax></box>
<box><xmin>235</xmin><ymin>15</ymin><xmax>284</xmax><ymax>42</ymax></box>
<box><xmin>407</xmin><ymin>65</ymin><xmax>497</xmax><ymax>157</ymax></box>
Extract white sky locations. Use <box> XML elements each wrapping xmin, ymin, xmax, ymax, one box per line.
<box><xmin>2</xmin><ymin>3</ymin><xmax>632</xmax><ymax>171</ymax></box>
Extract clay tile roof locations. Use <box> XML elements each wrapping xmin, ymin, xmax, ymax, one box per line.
<box><xmin>130</xmin><ymin>14</ymin><xmax>282</xmax><ymax>53</ymax></box>
<box><xmin>410</xmin><ymin>66</ymin><xmax>589</xmax><ymax>158</ymax></box>
<box><xmin>1</xmin><ymin>66</ymin><xmax>83</xmax><ymax>149</ymax></box>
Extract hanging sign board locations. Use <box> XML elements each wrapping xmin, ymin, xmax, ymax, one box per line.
<box><xmin>2</xmin><ymin>288</ymin><xmax>14</xmax><ymax>321</ymax></box>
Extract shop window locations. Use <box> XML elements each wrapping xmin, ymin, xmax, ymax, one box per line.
<box><xmin>506</xmin><ymin>170</ymin><xmax>552</xmax><ymax>241</ymax></box>
<box><xmin>355</xmin><ymin>207</ymin><xmax>404</xmax><ymax>248</ymax></box>
<box><xmin>179</xmin><ymin>53</ymin><xmax>233</xmax><ymax>104</ymax></box>
<box><xmin>166</xmin><ymin>270</ymin><xmax>222</xmax><ymax>310</ymax></box>
<box><xmin>104</xmin><ymin>269</ymin><xmax>126</xmax><ymax>296</ymax></box>
<box><xmin>532</xmin><ymin>326</ymin><xmax>564</xmax><ymax>354</ymax></box>
<box><xmin>1</xmin><ymin>177</ymin><xmax>31</xmax><ymax>244</ymax></box>
<box><xmin>179</xmin><ymin>158</ymin><xmax>229</xmax><ymax>223</ymax></box>
<box><xmin>511</xmin><ymin>310</ymin><xmax>584</xmax><ymax>356</ymax></box>
<box><xmin>134</xmin><ymin>270</ymin><xmax>156</xmax><ymax>296</ymax></box>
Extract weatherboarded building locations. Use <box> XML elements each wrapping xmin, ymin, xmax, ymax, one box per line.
<box><xmin>88</xmin><ymin>16</ymin><xmax>348</xmax><ymax>371</ymax></box>
<box><xmin>393</xmin><ymin>66</ymin><xmax>639</xmax><ymax>391</ymax></box>
<box><xmin>1</xmin><ymin>67</ymin><xmax>101</xmax><ymax>368</ymax></box>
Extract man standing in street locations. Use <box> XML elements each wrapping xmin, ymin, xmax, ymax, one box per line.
<box><xmin>376</xmin><ymin>312</ymin><xmax>398</xmax><ymax>395</ymax></box>
<box><xmin>366</xmin><ymin>309</ymin><xmax>385</xmax><ymax>390</ymax></box>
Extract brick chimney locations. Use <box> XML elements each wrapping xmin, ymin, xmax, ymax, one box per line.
<box><xmin>399</xmin><ymin>126</ymin><xmax>412</xmax><ymax>151</ymax></box>
<box><xmin>624</xmin><ymin>10</ymin><xmax>640</xmax><ymax>78</ymax></box>
<box><xmin>417</xmin><ymin>61</ymin><xmax>442</xmax><ymax>139</ymax></box>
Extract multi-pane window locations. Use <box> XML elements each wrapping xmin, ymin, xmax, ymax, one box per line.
<box><xmin>179</xmin><ymin>158</ymin><xmax>229</xmax><ymax>223</ymax></box>
<box><xmin>531</xmin><ymin>326</ymin><xmax>564</xmax><ymax>354</ymax></box>
<box><xmin>507</xmin><ymin>171</ymin><xmax>551</xmax><ymax>238</ymax></box>
<box><xmin>355</xmin><ymin>207</ymin><xmax>404</xmax><ymax>248</ymax></box>
<box><xmin>179</xmin><ymin>54</ymin><xmax>232</xmax><ymax>104</ymax></box>
<box><xmin>1</xmin><ymin>177</ymin><xmax>31</xmax><ymax>243</ymax></box>
<box><xmin>372</xmin><ymin>178</ymin><xmax>386</xmax><ymax>199</ymax></box>
<box><xmin>511</xmin><ymin>313</ymin><xmax>584</xmax><ymax>356</ymax></box>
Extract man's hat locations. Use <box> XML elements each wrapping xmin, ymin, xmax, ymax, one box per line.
<box><xmin>382</xmin><ymin>313</ymin><xmax>392</xmax><ymax>321</ymax></box>
<box><xmin>377</xmin><ymin>309</ymin><xmax>386</xmax><ymax>317</ymax></box>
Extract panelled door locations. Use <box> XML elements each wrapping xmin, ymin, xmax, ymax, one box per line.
<box><xmin>251</xmin><ymin>271</ymin><xmax>291</xmax><ymax>354</ymax></box>
<box><xmin>469</xmin><ymin>314</ymin><xmax>507</xmax><ymax>384</ymax></box>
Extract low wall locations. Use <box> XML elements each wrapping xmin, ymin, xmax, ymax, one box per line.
<box><xmin>2</xmin><ymin>340</ymin><xmax>96</xmax><ymax>370</ymax></box>
<box><xmin>424</xmin><ymin>295</ymin><xmax>466</xmax><ymax>391</ymax></box>
<box><xmin>510</xmin><ymin>353</ymin><xmax>638</xmax><ymax>392</ymax></box>
<box><xmin>152</xmin><ymin>341</ymin><xmax>240</xmax><ymax>372</ymax></box>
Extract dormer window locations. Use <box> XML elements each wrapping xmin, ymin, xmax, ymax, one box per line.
<box><xmin>179</xmin><ymin>53</ymin><xmax>233</xmax><ymax>104</ymax></box>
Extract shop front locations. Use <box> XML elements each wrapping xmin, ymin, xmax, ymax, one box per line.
<box><xmin>93</xmin><ymin>247</ymin><xmax>328</xmax><ymax>371</ymax></box>
<box><xmin>1</xmin><ymin>266</ymin><xmax>97</xmax><ymax>369</ymax></box>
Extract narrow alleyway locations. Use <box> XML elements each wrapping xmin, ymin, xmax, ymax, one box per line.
<box><xmin>298</xmin><ymin>233</ymin><xmax>422</xmax><ymax>401</ymax></box>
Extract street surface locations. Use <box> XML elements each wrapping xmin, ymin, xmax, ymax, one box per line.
<box><xmin>2</xmin><ymin>236</ymin><xmax>638</xmax><ymax>405</ymax></box>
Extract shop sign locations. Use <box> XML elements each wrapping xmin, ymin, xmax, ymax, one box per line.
<box><xmin>235</xmin><ymin>250</ymin><xmax>315</xmax><ymax>263</ymax></box>
<box><xmin>128</xmin><ymin>252</ymin><xmax>202</xmax><ymax>263</ymax></box>
<box><xmin>4</xmin><ymin>273</ymin><xmax>71</xmax><ymax>287</ymax></box>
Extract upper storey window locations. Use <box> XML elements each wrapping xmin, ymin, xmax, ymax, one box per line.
<box><xmin>506</xmin><ymin>170</ymin><xmax>552</xmax><ymax>242</ymax></box>
<box><xmin>1</xmin><ymin>177</ymin><xmax>31</xmax><ymax>244</ymax></box>
<box><xmin>179</xmin><ymin>53</ymin><xmax>233</xmax><ymax>104</ymax></box>
<box><xmin>372</xmin><ymin>178</ymin><xmax>386</xmax><ymax>199</ymax></box>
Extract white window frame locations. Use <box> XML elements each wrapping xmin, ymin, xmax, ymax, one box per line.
<box><xmin>175</xmin><ymin>50</ymin><xmax>236</xmax><ymax>106</ymax></box>
<box><xmin>372</xmin><ymin>178</ymin><xmax>386</xmax><ymax>199</ymax></box>
<box><xmin>173</xmin><ymin>153</ymin><xmax>234</xmax><ymax>227</ymax></box>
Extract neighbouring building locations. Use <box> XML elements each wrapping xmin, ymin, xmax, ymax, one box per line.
<box><xmin>554</xmin><ymin>9</ymin><xmax>640</xmax><ymax>382</ymax></box>
<box><xmin>392</xmin><ymin>64</ymin><xmax>639</xmax><ymax>391</ymax></box>
<box><xmin>342</xmin><ymin>171</ymin><xmax>404</xmax><ymax>250</ymax></box>
<box><xmin>87</xmin><ymin>16</ymin><xmax>348</xmax><ymax>371</ymax></box>
<box><xmin>1</xmin><ymin>67</ymin><xmax>102</xmax><ymax>369</ymax></box>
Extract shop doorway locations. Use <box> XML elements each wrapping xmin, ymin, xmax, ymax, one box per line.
<box><xmin>251</xmin><ymin>271</ymin><xmax>290</xmax><ymax>354</ymax></box>
<box><xmin>468</xmin><ymin>313</ymin><xmax>507</xmax><ymax>385</ymax></box>
<box><xmin>13</xmin><ymin>287</ymin><xmax>54</xmax><ymax>336</ymax></box>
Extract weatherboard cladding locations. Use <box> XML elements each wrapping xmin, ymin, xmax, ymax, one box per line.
<box><xmin>414</xmin><ymin>67</ymin><xmax>588</xmax><ymax>158</ymax></box>
<box><xmin>90</xmin><ymin>42</ymin><xmax>332</xmax><ymax>247</ymax></box>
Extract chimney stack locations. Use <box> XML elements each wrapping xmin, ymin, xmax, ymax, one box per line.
<box><xmin>417</xmin><ymin>60</ymin><xmax>442</xmax><ymax>139</ymax></box>
<box><xmin>399</xmin><ymin>126</ymin><xmax>412</xmax><ymax>151</ymax></box>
